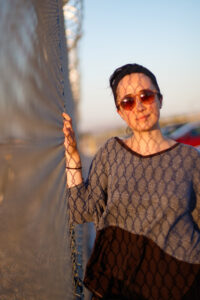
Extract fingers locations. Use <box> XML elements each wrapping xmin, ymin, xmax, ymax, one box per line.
<box><xmin>63</xmin><ymin>113</ymin><xmax>73</xmax><ymax>137</ymax></box>
<box><xmin>62</xmin><ymin>112</ymin><xmax>73</xmax><ymax>132</ymax></box>
<box><xmin>62</xmin><ymin>112</ymin><xmax>72</xmax><ymax>130</ymax></box>
<box><xmin>62</xmin><ymin>112</ymin><xmax>71</xmax><ymax>121</ymax></box>
<box><xmin>62</xmin><ymin>112</ymin><xmax>77</xmax><ymax>154</ymax></box>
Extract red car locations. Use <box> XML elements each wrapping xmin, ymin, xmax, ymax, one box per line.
<box><xmin>170</xmin><ymin>122</ymin><xmax>200</xmax><ymax>147</ymax></box>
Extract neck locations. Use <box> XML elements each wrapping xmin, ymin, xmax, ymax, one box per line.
<box><xmin>128</xmin><ymin>128</ymin><xmax>174</xmax><ymax>155</ymax></box>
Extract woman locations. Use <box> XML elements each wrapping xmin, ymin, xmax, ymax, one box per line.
<box><xmin>63</xmin><ymin>64</ymin><xmax>200</xmax><ymax>300</ymax></box>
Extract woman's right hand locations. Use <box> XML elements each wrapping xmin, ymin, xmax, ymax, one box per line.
<box><xmin>62</xmin><ymin>112</ymin><xmax>77</xmax><ymax>155</ymax></box>
<box><xmin>62</xmin><ymin>112</ymin><xmax>81</xmax><ymax>168</ymax></box>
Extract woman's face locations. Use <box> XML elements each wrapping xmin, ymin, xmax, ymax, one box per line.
<box><xmin>116</xmin><ymin>73</ymin><xmax>162</xmax><ymax>133</ymax></box>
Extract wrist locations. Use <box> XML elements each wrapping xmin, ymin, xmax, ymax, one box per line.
<box><xmin>66</xmin><ymin>166</ymin><xmax>82</xmax><ymax>170</ymax></box>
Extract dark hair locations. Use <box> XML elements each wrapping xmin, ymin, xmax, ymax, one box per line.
<box><xmin>109</xmin><ymin>63</ymin><xmax>162</xmax><ymax>105</ymax></box>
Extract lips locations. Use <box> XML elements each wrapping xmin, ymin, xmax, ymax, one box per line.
<box><xmin>136</xmin><ymin>114</ymin><xmax>150</xmax><ymax>121</ymax></box>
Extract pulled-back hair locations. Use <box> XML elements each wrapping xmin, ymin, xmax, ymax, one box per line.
<box><xmin>109</xmin><ymin>63</ymin><xmax>162</xmax><ymax>105</ymax></box>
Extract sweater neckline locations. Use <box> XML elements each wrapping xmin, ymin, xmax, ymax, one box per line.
<box><xmin>114</xmin><ymin>137</ymin><xmax>180</xmax><ymax>158</ymax></box>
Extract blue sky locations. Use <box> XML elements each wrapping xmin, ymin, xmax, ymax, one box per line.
<box><xmin>79</xmin><ymin>0</ymin><xmax>200</xmax><ymax>132</ymax></box>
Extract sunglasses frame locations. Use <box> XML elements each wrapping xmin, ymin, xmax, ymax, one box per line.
<box><xmin>116</xmin><ymin>89</ymin><xmax>161</xmax><ymax>111</ymax></box>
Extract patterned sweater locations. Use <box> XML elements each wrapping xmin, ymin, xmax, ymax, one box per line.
<box><xmin>67</xmin><ymin>137</ymin><xmax>200</xmax><ymax>264</ymax></box>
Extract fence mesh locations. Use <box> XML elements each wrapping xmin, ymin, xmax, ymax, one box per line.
<box><xmin>66</xmin><ymin>74</ymin><xmax>200</xmax><ymax>299</ymax></box>
<box><xmin>63</xmin><ymin>1</ymin><xmax>84</xmax><ymax>299</ymax></box>
<box><xmin>0</xmin><ymin>0</ymin><xmax>77</xmax><ymax>299</ymax></box>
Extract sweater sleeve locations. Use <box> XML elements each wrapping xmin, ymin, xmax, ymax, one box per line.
<box><xmin>66</xmin><ymin>142</ymin><xmax>108</xmax><ymax>225</ymax></box>
<box><xmin>192</xmin><ymin>149</ymin><xmax>200</xmax><ymax>228</ymax></box>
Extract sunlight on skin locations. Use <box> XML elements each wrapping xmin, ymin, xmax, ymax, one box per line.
<box><xmin>116</xmin><ymin>73</ymin><xmax>176</xmax><ymax>156</ymax></box>
<box><xmin>62</xmin><ymin>112</ymin><xmax>83</xmax><ymax>187</ymax></box>
<box><xmin>63</xmin><ymin>73</ymin><xmax>178</xmax><ymax>187</ymax></box>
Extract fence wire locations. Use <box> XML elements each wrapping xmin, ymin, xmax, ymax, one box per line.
<box><xmin>67</xmin><ymin>70</ymin><xmax>200</xmax><ymax>300</ymax></box>
<box><xmin>0</xmin><ymin>0</ymin><xmax>77</xmax><ymax>299</ymax></box>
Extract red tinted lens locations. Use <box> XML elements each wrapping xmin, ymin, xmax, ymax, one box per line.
<box><xmin>120</xmin><ymin>97</ymin><xmax>135</xmax><ymax>110</ymax></box>
<box><xmin>140</xmin><ymin>90</ymin><xmax>155</xmax><ymax>104</ymax></box>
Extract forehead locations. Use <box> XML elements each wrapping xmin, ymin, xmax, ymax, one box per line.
<box><xmin>116</xmin><ymin>73</ymin><xmax>154</xmax><ymax>100</ymax></box>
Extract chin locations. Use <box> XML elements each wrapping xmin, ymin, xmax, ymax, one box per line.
<box><xmin>131</xmin><ymin>120</ymin><xmax>159</xmax><ymax>132</ymax></box>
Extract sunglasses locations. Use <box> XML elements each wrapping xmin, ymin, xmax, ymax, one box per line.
<box><xmin>116</xmin><ymin>89</ymin><xmax>161</xmax><ymax>111</ymax></box>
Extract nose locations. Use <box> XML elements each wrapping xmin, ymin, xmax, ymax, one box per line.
<box><xmin>135</xmin><ymin>97</ymin><xmax>145</xmax><ymax>111</ymax></box>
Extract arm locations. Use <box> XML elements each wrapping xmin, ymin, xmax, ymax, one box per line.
<box><xmin>67</xmin><ymin>150</ymin><xmax>108</xmax><ymax>224</ymax></box>
<box><xmin>62</xmin><ymin>112</ymin><xmax>83</xmax><ymax>187</ymax></box>
<box><xmin>63</xmin><ymin>112</ymin><xmax>108</xmax><ymax>224</ymax></box>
